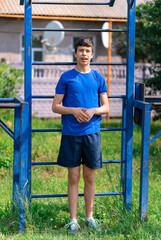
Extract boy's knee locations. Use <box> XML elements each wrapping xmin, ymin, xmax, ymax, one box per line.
<box><xmin>68</xmin><ymin>169</ymin><xmax>80</xmax><ymax>185</ymax></box>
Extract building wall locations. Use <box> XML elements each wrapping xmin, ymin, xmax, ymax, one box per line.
<box><xmin>0</xmin><ymin>17</ymin><xmax>125</xmax><ymax>64</ymax></box>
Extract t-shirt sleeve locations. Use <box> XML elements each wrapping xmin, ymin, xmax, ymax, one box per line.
<box><xmin>55</xmin><ymin>75</ymin><xmax>66</xmax><ymax>94</ymax></box>
<box><xmin>98</xmin><ymin>73</ymin><xmax>108</xmax><ymax>94</ymax></box>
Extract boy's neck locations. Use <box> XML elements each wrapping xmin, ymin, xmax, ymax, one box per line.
<box><xmin>75</xmin><ymin>65</ymin><xmax>91</xmax><ymax>73</ymax></box>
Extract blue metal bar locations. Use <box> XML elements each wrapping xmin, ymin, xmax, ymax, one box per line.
<box><xmin>32</xmin><ymin>95</ymin><xmax>126</xmax><ymax>99</ymax></box>
<box><xmin>109</xmin><ymin>0</ymin><xmax>115</xmax><ymax>7</ymax></box>
<box><xmin>32</xmin><ymin>128</ymin><xmax>126</xmax><ymax>132</ymax></box>
<box><xmin>19</xmin><ymin>103</ymin><xmax>29</xmax><ymax>232</ymax></box>
<box><xmin>24</xmin><ymin>0</ymin><xmax>32</xmax><ymax>232</ymax></box>
<box><xmin>32</xmin><ymin>62</ymin><xmax>127</xmax><ymax>66</ymax></box>
<box><xmin>133</xmin><ymin>124</ymin><xmax>137</xmax><ymax>129</ymax></box>
<box><xmin>0</xmin><ymin>103</ymin><xmax>21</xmax><ymax>108</ymax></box>
<box><xmin>134</xmin><ymin>100</ymin><xmax>152</xmax><ymax>110</ymax></box>
<box><xmin>124</xmin><ymin>0</ymin><xmax>136</xmax><ymax>211</ymax></box>
<box><xmin>31</xmin><ymin>160</ymin><xmax>123</xmax><ymax>166</ymax></box>
<box><xmin>32</xmin><ymin>1</ymin><xmax>111</xmax><ymax>5</ymax></box>
<box><xmin>139</xmin><ymin>104</ymin><xmax>151</xmax><ymax>221</ymax></box>
<box><xmin>129</xmin><ymin>0</ymin><xmax>135</xmax><ymax>9</ymax></box>
<box><xmin>32</xmin><ymin>192</ymin><xmax>123</xmax><ymax>199</ymax></box>
<box><xmin>0</xmin><ymin>98</ymin><xmax>14</xmax><ymax>102</ymax></box>
<box><xmin>150</xmin><ymin>130</ymin><xmax>161</xmax><ymax>144</ymax></box>
<box><xmin>0</xmin><ymin>120</ymin><xmax>14</xmax><ymax>140</ymax></box>
<box><xmin>145</xmin><ymin>97</ymin><xmax>161</xmax><ymax>103</ymax></box>
<box><xmin>121</xmin><ymin>98</ymin><xmax>126</xmax><ymax>193</ymax></box>
<box><xmin>32</xmin><ymin>28</ymin><xmax>128</xmax><ymax>33</ymax></box>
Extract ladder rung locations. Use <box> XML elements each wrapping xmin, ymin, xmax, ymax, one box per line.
<box><xmin>31</xmin><ymin>192</ymin><xmax>124</xmax><ymax>198</ymax></box>
<box><xmin>32</xmin><ymin>160</ymin><xmax>123</xmax><ymax>165</ymax></box>
<box><xmin>32</xmin><ymin>1</ymin><xmax>110</xmax><ymax>5</ymax></box>
<box><xmin>32</xmin><ymin>61</ymin><xmax>127</xmax><ymax>66</ymax></box>
<box><xmin>32</xmin><ymin>128</ymin><xmax>126</xmax><ymax>132</ymax></box>
<box><xmin>32</xmin><ymin>28</ymin><xmax>128</xmax><ymax>33</ymax></box>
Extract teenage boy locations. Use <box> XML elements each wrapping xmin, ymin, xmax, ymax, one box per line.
<box><xmin>52</xmin><ymin>37</ymin><xmax>109</xmax><ymax>234</ymax></box>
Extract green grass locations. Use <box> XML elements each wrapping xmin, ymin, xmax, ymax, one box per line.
<box><xmin>0</xmin><ymin>116</ymin><xmax>161</xmax><ymax>239</ymax></box>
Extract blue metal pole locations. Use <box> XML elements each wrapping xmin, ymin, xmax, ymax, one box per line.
<box><xmin>24</xmin><ymin>0</ymin><xmax>32</xmax><ymax>205</ymax></box>
<box><xmin>19</xmin><ymin>102</ymin><xmax>29</xmax><ymax>232</ymax></box>
<box><xmin>125</xmin><ymin>0</ymin><xmax>136</xmax><ymax>210</ymax></box>
<box><xmin>13</xmin><ymin>107</ymin><xmax>21</xmax><ymax>211</ymax></box>
<box><xmin>139</xmin><ymin>104</ymin><xmax>151</xmax><ymax>221</ymax></box>
<box><xmin>121</xmin><ymin>98</ymin><xmax>126</xmax><ymax>193</ymax></box>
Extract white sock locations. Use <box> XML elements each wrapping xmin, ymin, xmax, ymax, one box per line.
<box><xmin>70</xmin><ymin>219</ymin><xmax>78</xmax><ymax>223</ymax></box>
<box><xmin>85</xmin><ymin>217</ymin><xmax>93</xmax><ymax>221</ymax></box>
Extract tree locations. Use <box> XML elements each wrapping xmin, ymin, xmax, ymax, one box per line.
<box><xmin>115</xmin><ymin>0</ymin><xmax>161</xmax><ymax>94</ymax></box>
<box><xmin>0</xmin><ymin>61</ymin><xmax>23</xmax><ymax>98</ymax></box>
<box><xmin>135</xmin><ymin>0</ymin><xmax>161</xmax><ymax>94</ymax></box>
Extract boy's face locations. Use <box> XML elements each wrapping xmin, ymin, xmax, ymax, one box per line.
<box><xmin>74</xmin><ymin>46</ymin><xmax>94</xmax><ymax>67</ymax></box>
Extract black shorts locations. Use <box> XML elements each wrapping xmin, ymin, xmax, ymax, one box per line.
<box><xmin>57</xmin><ymin>132</ymin><xmax>102</xmax><ymax>169</ymax></box>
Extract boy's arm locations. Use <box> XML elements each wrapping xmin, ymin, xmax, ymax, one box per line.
<box><xmin>85</xmin><ymin>92</ymin><xmax>109</xmax><ymax>119</ymax></box>
<box><xmin>52</xmin><ymin>94</ymin><xmax>90</xmax><ymax>123</ymax></box>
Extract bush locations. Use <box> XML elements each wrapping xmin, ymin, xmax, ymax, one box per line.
<box><xmin>0</xmin><ymin>62</ymin><xmax>23</xmax><ymax>98</ymax></box>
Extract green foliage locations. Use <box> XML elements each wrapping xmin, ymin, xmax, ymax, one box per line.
<box><xmin>0</xmin><ymin>62</ymin><xmax>23</xmax><ymax>98</ymax></box>
<box><xmin>0</xmin><ymin>118</ymin><xmax>161</xmax><ymax>239</ymax></box>
<box><xmin>114</xmin><ymin>0</ymin><xmax>161</xmax><ymax>93</ymax></box>
<box><xmin>135</xmin><ymin>0</ymin><xmax>161</xmax><ymax>93</ymax></box>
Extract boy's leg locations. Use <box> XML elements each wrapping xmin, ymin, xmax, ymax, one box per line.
<box><xmin>68</xmin><ymin>166</ymin><xmax>81</xmax><ymax>220</ymax></box>
<box><xmin>83</xmin><ymin>165</ymin><xmax>96</xmax><ymax>218</ymax></box>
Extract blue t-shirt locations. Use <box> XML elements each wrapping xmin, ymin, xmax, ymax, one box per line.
<box><xmin>55</xmin><ymin>68</ymin><xmax>107</xmax><ymax>136</ymax></box>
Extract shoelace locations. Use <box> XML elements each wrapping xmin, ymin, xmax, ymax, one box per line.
<box><xmin>64</xmin><ymin>221</ymin><xmax>81</xmax><ymax>229</ymax></box>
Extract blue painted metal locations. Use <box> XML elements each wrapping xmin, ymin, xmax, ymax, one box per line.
<box><xmin>121</xmin><ymin>98</ymin><xmax>126</xmax><ymax>193</ymax></box>
<box><xmin>139</xmin><ymin>104</ymin><xmax>151</xmax><ymax>221</ymax></box>
<box><xmin>150</xmin><ymin>130</ymin><xmax>161</xmax><ymax>144</ymax></box>
<box><xmin>109</xmin><ymin>0</ymin><xmax>115</xmax><ymax>7</ymax></box>
<box><xmin>32</xmin><ymin>28</ymin><xmax>128</xmax><ymax>32</ymax></box>
<box><xmin>32</xmin><ymin>94</ymin><xmax>126</xmax><ymax>99</ymax></box>
<box><xmin>0</xmin><ymin>120</ymin><xmax>15</xmax><ymax>140</ymax></box>
<box><xmin>32</xmin><ymin>128</ymin><xmax>126</xmax><ymax>132</ymax></box>
<box><xmin>31</xmin><ymin>160</ymin><xmax>123</xmax><ymax>166</ymax></box>
<box><xmin>32</xmin><ymin>61</ymin><xmax>127</xmax><ymax>66</ymax></box>
<box><xmin>24</xmin><ymin>0</ymin><xmax>32</xmax><ymax>207</ymax></box>
<box><xmin>0</xmin><ymin>98</ymin><xmax>14</xmax><ymax>102</ymax></box>
<box><xmin>32</xmin><ymin>192</ymin><xmax>123</xmax><ymax>199</ymax></box>
<box><xmin>13</xmin><ymin>108</ymin><xmax>21</xmax><ymax>211</ymax></box>
<box><xmin>19</xmin><ymin>102</ymin><xmax>29</xmax><ymax>232</ymax></box>
<box><xmin>32</xmin><ymin>1</ymin><xmax>111</xmax><ymax>5</ymax></box>
<box><xmin>20</xmin><ymin>0</ymin><xmax>24</xmax><ymax>5</ymax></box>
<box><xmin>0</xmin><ymin>103</ymin><xmax>21</xmax><ymax>108</ymax></box>
<box><xmin>129</xmin><ymin>0</ymin><xmax>135</xmax><ymax>9</ymax></box>
<box><xmin>124</xmin><ymin>0</ymin><xmax>136</xmax><ymax>210</ymax></box>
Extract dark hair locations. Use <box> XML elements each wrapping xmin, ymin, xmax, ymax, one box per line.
<box><xmin>74</xmin><ymin>38</ymin><xmax>94</xmax><ymax>53</ymax></box>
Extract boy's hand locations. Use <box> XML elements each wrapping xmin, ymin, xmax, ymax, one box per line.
<box><xmin>83</xmin><ymin>108</ymin><xmax>95</xmax><ymax>121</ymax></box>
<box><xmin>73</xmin><ymin>108</ymin><xmax>90</xmax><ymax>123</ymax></box>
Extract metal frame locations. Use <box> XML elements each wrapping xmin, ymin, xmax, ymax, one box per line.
<box><xmin>4</xmin><ymin>0</ymin><xmax>158</xmax><ymax>232</ymax></box>
<box><xmin>0</xmin><ymin>98</ymin><xmax>29</xmax><ymax>232</ymax></box>
<box><xmin>21</xmin><ymin>0</ymin><xmax>137</xmax><ymax>232</ymax></box>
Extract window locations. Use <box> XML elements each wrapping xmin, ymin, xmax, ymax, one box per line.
<box><xmin>21</xmin><ymin>34</ymin><xmax>43</xmax><ymax>62</ymax></box>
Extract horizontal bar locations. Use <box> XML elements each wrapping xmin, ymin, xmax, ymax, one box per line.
<box><xmin>32</xmin><ymin>95</ymin><xmax>126</xmax><ymax>99</ymax></box>
<box><xmin>134</xmin><ymin>100</ymin><xmax>152</xmax><ymax>111</ymax></box>
<box><xmin>31</xmin><ymin>192</ymin><xmax>124</xmax><ymax>199</ymax></box>
<box><xmin>32</xmin><ymin>1</ymin><xmax>110</xmax><ymax>5</ymax></box>
<box><xmin>0</xmin><ymin>120</ymin><xmax>15</xmax><ymax>140</ymax></box>
<box><xmin>32</xmin><ymin>62</ymin><xmax>127</xmax><ymax>66</ymax></box>
<box><xmin>150</xmin><ymin>130</ymin><xmax>161</xmax><ymax>144</ymax></box>
<box><xmin>0</xmin><ymin>103</ymin><xmax>21</xmax><ymax>109</ymax></box>
<box><xmin>32</xmin><ymin>160</ymin><xmax>123</xmax><ymax>166</ymax></box>
<box><xmin>32</xmin><ymin>128</ymin><xmax>126</xmax><ymax>133</ymax></box>
<box><xmin>145</xmin><ymin>97</ymin><xmax>161</xmax><ymax>103</ymax></box>
<box><xmin>32</xmin><ymin>28</ymin><xmax>128</xmax><ymax>33</ymax></box>
<box><xmin>0</xmin><ymin>98</ymin><xmax>14</xmax><ymax>102</ymax></box>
